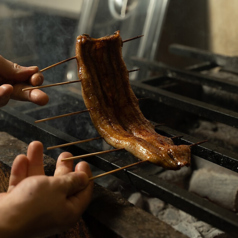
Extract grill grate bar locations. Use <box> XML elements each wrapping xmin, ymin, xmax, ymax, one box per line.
<box><xmin>169</xmin><ymin>44</ymin><xmax>238</xmax><ymax>74</ymax></box>
<box><xmin>156</xmin><ymin>126</ymin><xmax>238</xmax><ymax>173</ymax></box>
<box><xmin>133</xmin><ymin>57</ymin><xmax>238</xmax><ymax>94</ymax></box>
<box><xmin>131</xmin><ymin>80</ymin><xmax>238</xmax><ymax>128</ymax></box>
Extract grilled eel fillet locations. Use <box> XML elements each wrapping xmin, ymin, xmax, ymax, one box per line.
<box><xmin>76</xmin><ymin>31</ymin><xmax>191</xmax><ymax>170</ymax></box>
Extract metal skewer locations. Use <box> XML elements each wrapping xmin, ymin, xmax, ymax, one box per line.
<box><xmin>61</xmin><ymin>148</ymin><xmax>124</xmax><ymax>161</ymax></box>
<box><xmin>89</xmin><ymin>159</ymin><xmax>149</xmax><ymax>181</ymax></box>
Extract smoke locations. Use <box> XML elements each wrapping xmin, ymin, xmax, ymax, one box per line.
<box><xmin>0</xmin><ymin>2</ymin><xmax>78</xmax><ymax>82</ymax></box>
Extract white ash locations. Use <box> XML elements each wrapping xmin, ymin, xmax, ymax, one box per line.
<box><xmin>158</xmin><ymin>166</ymin><xmax>192</xmax><ymax>187</ymax></box>
<box><xmin>193</xmin><ymin>154</ymin><xmax>238</xmax><ymax>177</ymax></box>
<box><xmin>122</xmin><ymin>190</ymin><xmax>227</xmax><ymax>238</ymax></box>
<box><xmin>193</xmin><ymin>221</ymin><xmax>227</xmax><ymax>238</ymax></box>
<box><xmin>189</xmin><ymin>168</ymin><xmax>238</xmax><ymax>211</ymax></box>
<box><xmin>173</xmin><ymin>222</ymin><xmax>202</xmax><ymax>238</ymax></box>
<box><xmin>154</xmin><ymin>203</ymin><xmax>227</xmax><ymax>238</ymax></box>
<box><xmin>146</xmin><ymin>197</ymin><xmax>165</xmax><ymax>217</ymax></box>
<box><xmin>128</xmin><ymin>192</ymin><xmax>144</xmax><ymax>208</ymax></box>
<box><xmin>189</xmin><ymin>120</ymin><xmax>238</xmax><ymax>153</ymax></box>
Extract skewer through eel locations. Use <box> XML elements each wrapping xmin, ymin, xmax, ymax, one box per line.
<box><xmin>38</xmin><ymin>35</ymin><xmax>143</xmax><ymax>72</ymax></box>
<box><xmin>22</xmin><ymin>35</ymin><xmax>143</xmax><ymax>92</ymax></box>
<box><xmin>35</xmin><ymin>96</ymin><xmax>146</xmax><ymax>123</ymax></box>
<box><xmin>22</xmin><ymin>69</ymin><xmax>139</xmax><ymax>91</ymax></box>
<box><xmin>88</xmin><ymin>140</ymin><xmax>207</xmax><ymax>181</ymax></box>
<box><xmin>61</xmin><ymin>140</ymin><xmax>206</xmax><ymax>162</ymax></box>
<box><xmin>47</xmin><ymin>135</ymin><xmax>182</xmax><ymax>151</ymax></box>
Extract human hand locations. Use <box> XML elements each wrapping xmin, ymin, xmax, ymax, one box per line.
<box><xmin>0</xmin><ymin>141</ymin><xmax>93</xmax><ymax>238</ymax></box>
<box><xmin>0</xmin><ymin>55</ymin><xmax>49</xmax><ymax>107</ymax></box>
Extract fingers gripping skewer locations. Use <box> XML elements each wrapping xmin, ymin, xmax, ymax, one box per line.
<box><xmin>89</xmin><ymin>159</ymin><xmax>149</xmax><ymax>181</ymax></box>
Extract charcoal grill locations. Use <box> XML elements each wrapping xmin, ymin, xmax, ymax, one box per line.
<box><xmin>1</xmin><ymin>45</ymin><xmax>238</xmax><ymax>236</ymax></box>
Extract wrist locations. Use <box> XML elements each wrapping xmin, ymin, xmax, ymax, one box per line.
<box><xmin>0</xmin><ymin>198</ymin><xmax>26</xmax><ymax>238</ymax></box>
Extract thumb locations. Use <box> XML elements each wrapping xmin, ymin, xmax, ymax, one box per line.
<box><xmin>59</xmin><ymin>172</ymin><xmax>89</xmax><ymax>197</ymax></box>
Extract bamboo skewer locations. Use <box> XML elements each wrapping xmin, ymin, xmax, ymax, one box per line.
<box><xmin>35</xmin><ymin>109</ymin><xmax>90</xmax><ymax>123</ymax></box>
<box><xmin>122</xmin><ymin>35</ymin><xmax>144</xmax><ymax>43</ymax></box>
<box><xmin>40</xmin><ymin>56</ymin><xmax>77</xmax><ymax>72</ymax></box>
<box><xmin>128</xmin><ymin>68</ymin><xmax>140</xmax><ymax>73</ymax></box>
<box><xmin>61</xmin><ymin>148</ymin><xmax>124</xmax><ymax>161</ymax></box>
<box><xmin>47</xmin><ymin>136</ymin><xmax>102</xmax><ymax>150</ymax></box>
<box><xmin>35</xmin><ymin>90</ymin><xmax>147</xmax><ymax>123</ymax></box>
<box><xmin>22</xmin><ymin>80</ymin><xmax>81</xmax><ymax>91</ymax></box>
<box><xmin>23</xmin><ymin>69</ymin><xmax>139</xmax><ymax>92</ymax></box>
<box><xmin>89</xmin><ymin>159</ymin><xmax>149</xmax><ymax>181</ymax></box>
<box><xmin>35</xmin><ymin>35</ymin><xmax>143</xmax><ymax>75</ymax></box>
<box><xmin>154</xmin><ymin>123</ymin><xmax>166</xmax><ymax>127</ymax></box>
<box><xmin>190</xmin><ymin>140</ymin><xmax>208</xmax><ymax>147</ymax></box>
<box><xmin>171</xmin><ymin>135</ymin><xmax>183</xmax><ymax>140</ymax></box>
<box><xmin>23</xmin><ymin>35</ymin><xmax>143</xmax><ymax>91</ymax></box>
<box><xmin>60</xmin><ymin>139</ymin><xmax>207</xmax><ymax>162</ymax></box>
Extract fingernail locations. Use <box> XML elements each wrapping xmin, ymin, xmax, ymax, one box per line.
<box><xmin>37</xmin><ymin>75</ymin><xmax>44</xmax><ymax>85</ymax></box>
<box><xmin>28</xmin><ymin>66</ymin><xmax>39</xmax><ymax>72</ymax></box>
